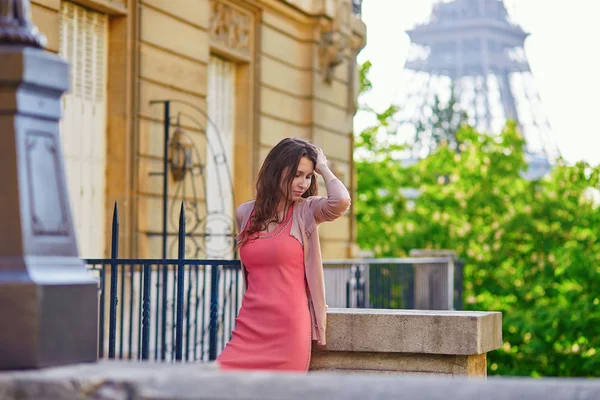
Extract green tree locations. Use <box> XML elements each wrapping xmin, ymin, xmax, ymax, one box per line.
<box><xmin>413</xmin><ymin>86</ymin><xmax>469</xmax><ymax>156</ymax></box>
<box><xmin>355</xmin><ymin>61</ymin><xmax>600</xmax><ymax>377</ymax></box>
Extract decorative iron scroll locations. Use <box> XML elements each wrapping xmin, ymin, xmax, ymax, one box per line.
<box><xmin>150</xmin><ymin>100</ymin><xmax>236</xmax><ymax>260</ymax></box>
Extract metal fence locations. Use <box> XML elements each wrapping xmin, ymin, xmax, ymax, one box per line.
<box><xmin>323</xmin><ymin>258</ymin><xmax>463</xmax><ymax>310</ymax></box>
<box><xmin>85</xmin><ymin>204</ymin><xmax>243</xmax><ymax>362</ymax></box>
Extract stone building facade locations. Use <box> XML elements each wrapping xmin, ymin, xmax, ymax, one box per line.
<box><xmin>30</xmin><ymin>0</ymin><xmax>366</xmax><ymax>259</ymax></box>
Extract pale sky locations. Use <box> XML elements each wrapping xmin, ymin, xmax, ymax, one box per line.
<box><xmin>357</xmin><ymin>0</ymin><xmax>600</xmax><ymax>165</ymax></box>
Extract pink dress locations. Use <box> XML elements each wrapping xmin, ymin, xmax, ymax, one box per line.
<box><xmin>216</xmin><ymin>205</ymin><xmax>312</xmax><ymax>371</ymax></box>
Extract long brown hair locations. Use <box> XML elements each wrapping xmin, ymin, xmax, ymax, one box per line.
<box><xmin>238</xmin><ymin>138</ymin><xmax>318</xmax><ymax>248</ymax></box>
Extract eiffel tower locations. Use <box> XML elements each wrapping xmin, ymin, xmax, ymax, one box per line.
<box><xmin>399</xmin><ymin>0</ymin><xmax>559</xmax><ymax>179</ymax></box>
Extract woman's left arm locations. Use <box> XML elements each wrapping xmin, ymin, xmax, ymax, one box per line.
<box><xmin>310</xmin><ymin>149</ymin><xmax>351</xmax><ymax>223</ymax></box>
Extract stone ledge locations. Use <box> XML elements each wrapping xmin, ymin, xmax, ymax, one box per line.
<box><xmin>310</xmin><ymin>351</ymin><xmax>486</xmax><ymax>376</ymax></box>
<box><xmin>324</xmin><ymin>308</ymin><xmax>502</xmax><ymax>355</ymax></box>
<box><xmin>0</xmin><ymin>362</ymin><xmax>599</xmax><ymax>400</ymax></box>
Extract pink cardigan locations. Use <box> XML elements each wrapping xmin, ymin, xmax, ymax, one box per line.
<box><xmin>235</xmin><ymin>178</ymin><xmax>351</xmax><ymax>345</ymax></box>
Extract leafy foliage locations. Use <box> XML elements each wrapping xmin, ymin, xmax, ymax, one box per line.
<box><xmin>414</xmin><ymin>85</ymin><xmax>469</xmax><ymax>156</ymax></box>
<box><xmin>355</xmin><ymin>61</ymin><xmax>402</xmax><ymax>155</ymax></box>
<box><xmin>355</xmin><ymin>61</ymin><xmax>600</xmax><ymax>377</ymax></box>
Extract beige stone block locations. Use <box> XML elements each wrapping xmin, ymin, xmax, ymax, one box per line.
<box><xmin>259</xmin><ymin>115</ymin><xmax>310</xmax><ymax>147</ymax></box>
<box><xmin>350</xmin><ymin>12</ymin><xmax>367</xmax><ymax>38</ymax></box>
<box><xmin>334</xmin><ymin>57</ymin><xmax>352</xmax><ymax>84</ymax></box>
<box><xmin>323</xmin><ymin>308</ymin><xmax>502</xmax><ymax>355</ymax></box>
<box><xmin>314</xmin><ymin>78</ymin><xmax>349</xmax><ymax>110</ymax></box>
<box><xmin>261</xmin><ymin>8</ymin><xmax>314</xmax><ymax>42</ymax></box>
<box><xmin>319</xmin><ymin>215</ymin><xmax>350</xmax><ymax>241</ymax></box>
<box><xmin>32</xmin><ymin>0</ymin><xmax>60</xmax><ymax>10</ymax></box>
<box><xmin>137</xmin><ymin>156</ymin><xmax>207</xmax><ymax>202</ymax></box>
<box><xmin>141</xmin><ymin>5</ymin><xmax>209</xmax><ymax>63</ymax></box>
<box><xmin>143</xmin><ymin>0</ymin><xmax>210</xmax><ymax>29</ymax></box>
<box><xmin>261</xmin><ymin>25</ymin><xmax>312</xmax><ymax>70</ymax></box>
<box><xmin>313</xmin><ymin>100</ymin><xmax>352</xmax><ymax>135</ymax></box>
<box><xmin>261</xmin><ymin>55</ymin><xmax>312</xmax><ymax>97</ymax></box>
<box><xmin>315</xmin><ymin>129</ymin><xmax>351</xmax><ymax>162</ymax></box>
<box><xmin>137</xmin><ymin>194</ymin><xmax>207</xmax><ymax>236</ymax></box>
<box><xmin>310</xmin><ymin>350</ymin><xmax>486</xmax><ymax>376</ymax></box>
<box><xmin>139</xmin><ymin>79</ymin><xmax>207</xmax><ymax>125</ymax></box>
<box><xmin>140</xmin><ymin>44</ymin><xmax>207</xmax><ymax>97</ymax></box>
<box><xmin>333</xmin><ymin>161</ymin><xmax>351</xmax><ymax>187</ymax></box>
<box><xmin>280</xmin><ymin>0</ymin><xmax>345</xmax><ymax>19</ymax></box>
<box><xmin>320</xmin><ymin>240</ymin><xmax>350</xmax><ymax>259</ymax></box>
<box><xmin>138</xmin><ymin>118</ymin><xmax>165</xmax><ymax>159</ymax></box>
<box><xmin>139</xmin><ymin>117</ymin><xmax>208</xmax><ymax>160</ymax></box>
<box><xmin>105</xmin><ymin>10</ymin><xmax>133</xmax><ymax>256</ymax></box>
<box><xmin>257</xmin><ymin>145</ymin><xmax>271</xmax><ymax>169</ymax></box>
<box><xmin>280</xmin><ymin>0</ymin><xmax>323</xmax><ymax>16</ymax></box>
<box><xmin>314</xmin><ymin>160</ymin><xmax>350</xmax><ymax>187</ymax></box>
<box><xmin>67</xmin><ymin>0</ymin><xmax>127</xmax><ymax>14</ymax></box>
<box><xmin>136</xmin><ymin>226</ymin><xmax>209</xmax><ymax>259</ymax></box>
<box><xmin>467</xmin><ymin>353</ymin><xmax>487</xmax><ymax>376</ymax></box>
<box><xmin>261</xmin><ymin>86</ymin><xmax>312</xmax><ymax>126</ymax></box>
<box><xmin>31</xmin><ymin>3</ymin><xmax>59</xmax><ymax>53</ymax></box>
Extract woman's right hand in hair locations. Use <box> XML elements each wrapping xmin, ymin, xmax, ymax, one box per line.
<box><xmin>315</xmin><ymin>148</ymin><xmax>328</xmax><ymax>175</ymax></box>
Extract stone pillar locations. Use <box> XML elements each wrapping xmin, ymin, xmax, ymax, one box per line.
<box><xmin>0</xmin><ymin>0</ymin><xmax>98</xmax><ymax>369</ymax></box>
<box><xmin>310</xmin><ymin>308</ymin><xmax>502</xmax><ymax>377</ymax></box>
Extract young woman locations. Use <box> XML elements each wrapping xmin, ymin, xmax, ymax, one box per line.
<box><xmin>216</xmin><ymin>138</ymin><xmax>351</xmax><ymax>372</ymax></box>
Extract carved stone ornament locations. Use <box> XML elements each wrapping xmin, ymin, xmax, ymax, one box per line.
<box><xmin>318</xmin><ymin>1</ymin><xmax>354</xmax><ymax>85</ymax></box>
<box><xmin>210</xmin><ymin>0</ymin><xmax>250</xmax><ymax>54</ymax></box>
<box><xmin>319</xmin><ymin>29</ymin><xmax>346</xmax><ymax>85</ymax></box>
<box><xmin>0</xmin><ymin>0</ymin><xmax>47</xmax><ymax>48</ymax></box>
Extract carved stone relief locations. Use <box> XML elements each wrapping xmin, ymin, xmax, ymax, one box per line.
<box><xmin>210</xmin><ymin>0</ymin><xmax>251</xmax><ymax>55</ymax></box>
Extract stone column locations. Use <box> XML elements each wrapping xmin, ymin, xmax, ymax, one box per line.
<box><xmin>0</xmin><ymin>0</ymin><xmax>98</xmax><ymax>369</ymax></box>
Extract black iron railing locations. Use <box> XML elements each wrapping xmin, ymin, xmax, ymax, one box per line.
<box><xmin>85</xmin><ymin>203</ymin><xmax>242</xmax><ymax>362</ymax></box>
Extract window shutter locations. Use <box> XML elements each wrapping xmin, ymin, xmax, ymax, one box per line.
<box><xmin>206</xmin><ymin>55</ymin><xmax>236</xmax><ymax>259</ymax></box>
<box><xmin>59</xmin><ymin>2</ymin><xmax>108</xmax><ymax>258</ymax></box>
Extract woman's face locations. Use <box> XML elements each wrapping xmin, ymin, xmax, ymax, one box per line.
<box><xmin>287</xmin><ymin>156</ymin><xmax>314</xmax><ymax>202</ymax></box>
